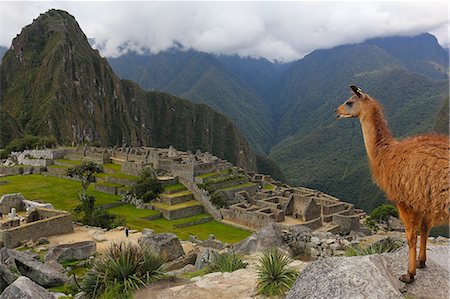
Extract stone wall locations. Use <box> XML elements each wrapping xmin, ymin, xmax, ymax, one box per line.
<box><xmin>0</xmin><ymin>166</ymin><xmax>24</xmax><ymax>176</ymax></box>
<box><xmin>121</xmin><ymin>162</ymin><xmax>149</xmax><ymax>176</ymax></box>
<box><xmin>221</xmin><ymin>205</ymin><xmax>275</xmax><ymax>230</ymax></box>
<box><xmin>0</xmin><ymin>193</ymin><xmax>25</xmax><ymax>214</ymax></box>
<box><xmin>332</xmin><ymin>214</ymin><xmax>360</xmax><ymax>235</ymax></box>
<box><xmin>178</xmin><ymin>177</ymin><xmax>223</xmax><ymax>220</ymax></box>
<box><xmin>0</xmin><ymin>209</ymin><xmax>73</xmax><ymax>248</ymax></box>
<box><xmin>160</xmin><ymin>205</ymin><xmax>204</xmax><ymax>220</ymax></box>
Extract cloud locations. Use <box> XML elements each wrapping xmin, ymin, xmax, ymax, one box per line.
<box><xmin>0</xmin><ymin>1</ymin><xmax>448</xmax><ymax>62</ymax></box>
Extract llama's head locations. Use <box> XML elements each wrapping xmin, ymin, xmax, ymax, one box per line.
<box><xmin>335</xmin><ymin>85</ymin><xmax>369</xmax><ymax>119</ymax></box>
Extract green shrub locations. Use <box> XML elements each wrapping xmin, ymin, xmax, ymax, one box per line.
<box><xmin>256</xmin><ymin>248</ymin><xmax>298</xmax><ymax>297</ymax></box>
<box><xmin>210</xmin><ymin>192</ymin><xmax>226</xmax><ymax>208</ymax></box>
<box><xmin>345</xmin><ymin>238</ymin><xmax>401</xmax><ymax>256</ymax></box>
<box><xmin>81</xmin><ymin>242</ymin><xmax>165</xmax><ymax>298</ymax></box>
<box><xmin>0</xmin><ymin>135</ymin><xmax>57</xmax><ymax>158</ymax></box>
<box><xmin>364</xmin><ymin>216</ymin><xmax>378</xmax><ymax>232</ymax></box>
<box><xmin>129</xmin><ymin>167</ymin><xmax>163</xmax><ymax>203</ymax></box>
<box><xmin>370</xmin><ymin>204</ymin><xmax>398</xmax><ymax>223</ymax></box>
<box><xmin>211</xmin><ymin>252</ymin><xmax>247</xmax><ymax>273</ymax></box>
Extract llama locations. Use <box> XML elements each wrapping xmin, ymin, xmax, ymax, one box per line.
<box><xmin>335</xmin><ymin>85</ymin><xmax>449</xmax><ymax>283</ymax></box>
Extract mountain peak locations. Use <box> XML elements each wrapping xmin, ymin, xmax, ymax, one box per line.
<box><xmin>0</xmin><ymin>9</ymin><xmax>256</xmax><ymax>170</ymax></box>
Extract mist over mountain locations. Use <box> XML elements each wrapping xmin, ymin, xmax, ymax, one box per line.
<box><xmin>109</xmin><ymin>33</ymin><xmax>448</xmax><ymax>211</ymax></box>
<box><xmin>0</xmin><ymin>10</ymin><xmax>256</xmax><ymax>170</ymax></box>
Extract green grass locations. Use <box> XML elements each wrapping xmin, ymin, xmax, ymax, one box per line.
<box><xmin>263</xmin><ymin>184</ymin><xmax>275</xmax><ymax>190</ymax></box>
<box><xmin>103</xmin><ymin>163</ymin><xmax>122</xmax><ymax>172</ymax></box>
<box><xmin>162</xmin><ymin>190</ymin><xmax>192</xmax><ymax>198</ymax></box>
<box><xmin>107</xmin><ymin>206</ymin><xmax>251</xmax><ymax>243</ymax></box>
<box><xmin>218</xmin><ymin>182</ymin><xmax>255</xmax><ymax>192</ymax></box>
<box><xmin>164</xmin><ymin>183</ymin><xmax>187</xmax><ymax>192</ymax></box>
<box><xmin>153</xmin><ymin>200</ymin><xmax>200</xmax><ymax>211</ymax></box>
<box><xmin>195</xmin><ymin>169</ymin><xmax>229</xmax><ymax>179</ymax></box>
<box><xmin>0</xmin><ymin>174</ymin><xmax>251</xmax><ymax>244</ymax></box>
<box><xmin>0</xmin><ymin>174</ymin><xmax>120</xmax><ymax>210</ymax></box>
<box><xmin>96</xmin><ymin>172</ymin><xmax>137</xmax><ymax>180</ymax></box>
<box><xmin>54</xmin><ymin>159</ymin><xmax>83</xmax><ymax>165</ymax></box>
<box><xmin>95</xmin><ymin>181</ymin><xmax>123</xmax><ymax>188</ymax></box>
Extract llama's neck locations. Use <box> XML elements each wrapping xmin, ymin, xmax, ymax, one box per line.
<box><xmin>359</xmin><ymin>100</ymin><xmax>394</xmax><ymax>166</ymax></box>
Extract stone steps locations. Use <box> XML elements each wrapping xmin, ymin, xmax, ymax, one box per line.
<box><xmin>160</xmin><ymin>190</ymin><xmax>194</xmax><ymax>205</ymax></box>
<box><xmin>153</xmin><ymin>200</ymin><xmax>203</xmax><ymax>220</ymax></box>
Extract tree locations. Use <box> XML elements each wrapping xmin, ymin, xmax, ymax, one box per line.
<box><xmin>129</xmin><ymin>167</ymin><xmax>163</xmax><ymax>203</ymax></box>
<box><xmin>66</xmin><ymin>161</ymin><xmax>103</xmax><ymax>199</ymax></box>
<box><xmin>66</xmin><ymin>161</ymin><xmax>122</xmax><ymax>229</ymax></box>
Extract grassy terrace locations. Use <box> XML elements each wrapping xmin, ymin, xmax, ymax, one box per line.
<box><xmin>218</xmin><ymin>182</ymin><xmax>256</xmax><ymax>192</ymax></box>
<box><xmin>54</xmin><ymin>159</ymin><xmax>82</xmax><ymax>166</ymax></box>
<box><xmin>164</xmin><ymin>183</ymin><xmax>187</xmax><ymax>192</ymax></box>
<box><xmin>0</xmin><ymin>174</ymin><xmax>251</xmax><ymax>243</ymax></box>
<box><xmin>162</xmin><ymin>190</ymin><xmax>192</xmax><ymax>198</ymax></box>
<box><xmin>0</xmin><ymin>175</ymin><xmax>119</xmax><ymax>210</ymax></box>
<box><xmin>153</xmin><ymin>200</ymin><xmax>200</xmax><ymax>211</ymax></box>
<box><xmin>195</xmin><ymin>169</ymin><xmax>230</xmax><ymax>179</ymax></box>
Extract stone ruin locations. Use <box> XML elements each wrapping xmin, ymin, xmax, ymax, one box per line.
<box><xmin>0</xmin><ymin>193</ymin><xmax>73</xmax><ymax>248</ymax></box>
<box><xmin>222</xmin><ymin>185</ymin><xmax>366</xmax><ymax>235</ymax></box>
<box><xmin>2</xmin><ymin>145</ymin><xmax>367</xmax><ymax>236</ymax></box>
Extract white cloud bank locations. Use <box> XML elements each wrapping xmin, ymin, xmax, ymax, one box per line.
<box><xmin>0</xmin><ymin>1</ymin><xmax>448</xmax><ymax>62</ymax></box>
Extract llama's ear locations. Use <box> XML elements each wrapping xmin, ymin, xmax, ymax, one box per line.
<box><xmin>350</xmin><ymin>85</ymin><xmax>362</xmax><ymax>98</ymax></box>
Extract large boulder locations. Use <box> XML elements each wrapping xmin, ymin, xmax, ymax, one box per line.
<box><xmin>194</xmin><ymin>247</ymin><xmax>217</xmax><ymax>270</ymax></box>
<box><xmin>234</xmin><ymin>222</ymin><xmax>291</xmax><ymax>255</ymax></box>
<box><xmin>0</xmin><ymin>264</ymin><xmax>19</xmax><ymax>292</ymax></box>
<box><xmin>45</xmin><ymin>241</ymin><xmax>96</xmax><ymax>263</ymax></box>
<box><xmin>138</xmin><ymin>232</ymin><xmax>185</xmax><ymax>262</ymax></box>
<box><xmin>286</xmin><ymin>244</ymin><xmax>449</xmax><ymax>299</ymax></box>
<box><xmin>14</xmin><ymin>255</ymin><xmax>68</xmax><ymax>287</ymax></box>
<box><xmin>0</xmin><ymin>276</ymin><xmax>53</xmax><ymax>299</ymax></box>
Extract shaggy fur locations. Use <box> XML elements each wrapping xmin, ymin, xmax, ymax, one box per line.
<box><xmin>336</xmin><ymin>86</ymin><xmax>449</xmax><ymax>283</ymax></box>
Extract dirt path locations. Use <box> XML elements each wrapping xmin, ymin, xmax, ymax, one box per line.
<box><xmin>46</xmin><ymin>224</ymin><xmax>141</xmax><ymax>252</ymax></box>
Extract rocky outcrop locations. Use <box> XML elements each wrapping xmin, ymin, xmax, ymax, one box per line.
<box><xmin>194</xmin><ymin>247</ymin><xmax>218</xmax><ymax>270</ymax></box>
<box><xmin>286</xmin><ymin>244</ymin><xmax>449</xmax><ymax>299</ymax></box>
<box><xmin>138</xmin><ymin>232</ymin><xmax>185</xmax><ymax>262</ymax></box>
<box><xmin>0</xmin><ymin>276</ymin><xmax>53</xmax><ymax>299</ymax></box>
<box><xmin>234</xmin><ymin>222</ymin><xmax>291</xmax><ymax>255</ymax></box>
<box><xmin>14</xmin><ymin>257</ymin><xmax>68</xmax><ymax>287</ymax></box>
<box><xmin>44</xmin><ymin>241</ymin><xmax>96</xmax><ymax>263</ymax></box>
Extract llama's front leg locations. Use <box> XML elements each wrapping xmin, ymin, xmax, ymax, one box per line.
<box><xmin>417</xmin><ymin>223</ymin><xmax>429</xmax><ymax>268</ymax></box>
<box><xmin>397</xmin><ymin>204</ymin><xmax>417</xmax><ymax>283</ymax></box>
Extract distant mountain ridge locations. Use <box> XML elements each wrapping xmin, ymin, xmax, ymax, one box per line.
<box><xmin>108</xmin><ymin>33</ymin><xmax>448</xmax><ymax>211</ymax></box>
<box><xmin>0</xmin><ymin>10</ymin><xmax>256</xmax><ymax>170</ymax></box>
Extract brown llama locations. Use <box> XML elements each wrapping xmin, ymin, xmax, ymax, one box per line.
<box><xmin>335</xmin><ymin>85</ymin><xmax>449</xmax><ymax>283</ymax></box>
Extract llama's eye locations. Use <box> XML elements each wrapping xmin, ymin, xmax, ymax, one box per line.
<box><xmin>346</xmin><ymin>101</ymin><xmax>353</xmax><ymax>107</ymax></box>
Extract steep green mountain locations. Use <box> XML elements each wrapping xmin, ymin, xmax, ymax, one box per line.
<box><xmin>0</xmin><ymin>9</ymin><xmax>256</xmax><ymax>170</ymax></box>
<box><xmin>0</xmin><ymin>46</ymin><xmax>7</xmax><ymax>61</ymax></box>
<box><xmin>108</xmin><ymin>50</ymin><xmax>277</xmax><ymax>154</ymax></box>
<box><xmin>366</xmin><ymin>33</ymin><xmax>449</xmax><ymax>80</ymax></box>
<box><xmin>269</xmin><ymin>65</ymin><xmax>448</xmax><ymax>211</ymax></box>
<box><xmin>108</xmin><ymin>34</ymin><xmax>448</xmax><ymax>211</ymax></box>
<box><xmin>433</xmin><ymin>96</ymin><xmax>449</xmax><ymax>135</ymax></box>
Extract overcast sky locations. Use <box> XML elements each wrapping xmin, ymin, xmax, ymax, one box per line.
<box><xmin>0</xmin><ymin>1</ymin><xmax>448</xmax><ymax>62</ymax></box>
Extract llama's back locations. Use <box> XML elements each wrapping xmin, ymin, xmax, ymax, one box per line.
<box><xmin>374</xmin><ymin>134</ymin><xmax>449</xmax><ymax>226</ymax></box>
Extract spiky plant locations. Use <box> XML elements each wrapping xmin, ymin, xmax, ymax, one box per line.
<box><xmin>81</xmin><ymin>242</ymin><xmax>164</xmax><ymax>298</ymax></box>
<box><xmin>212</xmin><ymin>252</ymin><xmax>247</xmax><ymax>273</ymax></box>
<box><xmin>345</xmin><ymin>238</ymin><xmax>400</xmax><ymax>256</ymax></box>
<box><xmin>256</xmin><ymin>248</ymin><xmax>298</xmax><ymax>297</ymax></box>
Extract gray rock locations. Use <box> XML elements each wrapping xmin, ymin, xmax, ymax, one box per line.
<box><xmin>14</xmin><ymin>255</ymin><xmax>68</xmax><ymax>287</ymax></box>
<box><xmin>0</xmin><ymin>263</ymin><xmax>19</xmax><ymax>292</ymax></box>
<box><xmin>36</xmin><ymin>237</ymin><xmax>50</xmax><ymax>245</ymax></box>
<box><xmin>0</xmin><ymin>276</ymin><xmax>53</xmax><ymax>299</ymax></box>
<box><xmin>44</xmin><ymin>241</ymin><xmax>96</xmax><ymax>263</ymax></box>
<box><xmin>142</xmin><ymin>228</ymin><xmax>155</xmax><ymax>237</ymax></box>
<box><xmin>194</xmin><ymin>247</ymin><xmax>217</xmax><ymax>269</ymax></box>
<box><xmin>287</xmin><ymin>245</ymin><xmax>449</xmax><ymax>299</ymax></box>
<box><xmin>310</xmin><ymin>237</ymin><xmax>321</xmax><ymax>245</ymax></box>
<box><xmin>387</xmin><ymin>216</ymin><xmax>404</xmax><ymax>232</ymax></box>
<box><xmin>167</xmin><ymin>264</ymin><xmax>198</xmax><ymax>276</ymax></box>
<box><xmin>234</xmin><ymin>222</ymin><xmax>291</xmax><ymax>255</ymax></box>
<box><xmin>164</xmin><ymin>251</ymin><xmax>197</xmax><ymax>271</ymax></box>
<box><xmin>138</xmin><ymin>233</ymin><xmax>185</xmax><ymax>262</ymax></box>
